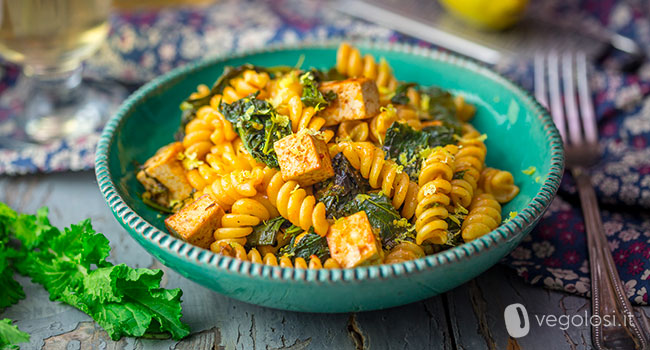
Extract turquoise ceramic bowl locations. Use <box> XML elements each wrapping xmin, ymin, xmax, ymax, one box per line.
<box><xmin>95</xmin><ymin>41</ymin><xmax>564</xmax><ymax>312</ymax></box>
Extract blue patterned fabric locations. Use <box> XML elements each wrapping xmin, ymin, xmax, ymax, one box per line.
<box><xmin>1</xmin><ymin>0</ymin><xmax>650</xmax><ymax>303</ymax></box>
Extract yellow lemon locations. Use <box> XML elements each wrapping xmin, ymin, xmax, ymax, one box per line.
<box><xmin>439</xmin><ymin>0</ymin><xmax>529</xmax><ymax>30</ymax></box>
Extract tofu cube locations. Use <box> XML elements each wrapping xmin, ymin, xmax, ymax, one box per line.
<box><xmin>136</xmin><ymin>142</ymin><xmax>193</xmax><ymax>207</ymax></box>
<box><xmin>274</xmin><ymin>132</ymin><xmax>334</xmax><ymax>186</ymax></box>
<box><xmin>319</xmin><ymin>78</ymin><xmax>380</xmax><ymax>126</ymax></box>
<box><xmin>327</xmin><ymin>211</ymin><xmax>382</xmax><ymax>268</ymax></box>
<box><xmin>165</xmin><ymin>194</ymin><xmax>224</xmax><ymax>249</ymax></box>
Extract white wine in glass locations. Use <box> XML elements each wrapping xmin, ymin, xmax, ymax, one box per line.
<box><xmin>0</xmin><ymin>0</ymin><xmax>124</xmax><ymax>144</ymax></box>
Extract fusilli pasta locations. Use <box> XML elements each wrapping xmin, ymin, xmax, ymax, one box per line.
<box><xmin>331</xmin><ymin>141</ymin><xmax>419</xmax><ymax>219</ymax></box>
<box><xmin>384</xmin><ymin>242</ymin><xmax>425</xmax><ymax>264</ymax></box>
<box><xmin>266</xmin><ymin>170</ymin><xmax>330</xmax><ymax>236</ymax></box>
<box><xmin>450</xmin><ymin>129</ymin><xmax>486</xmax><ymax>208</ymax></box>
<box><xmin>414</xmin><ymin>145</ymin><xmax>457</xmax><ymax>245</ymax></box>
<box><xmin>461</xmin><ymin>193</ymin><xmax>502</xmax><ymax>242</ymax></box>
<box><xmin>141</xmin><ymin>42</ymin><xmax>523</xmax><ymax>270</ymax></box>
<box><xmin>479</xmin><ymin>167</ymin><xmax>520</xmax><ymax>204</ymax></box>
<box><xmin>336</xmin><ymin>42</ymin><xmax>398</xmax><ymax>92</ymax></box>
<box><xmin>211</xmin><ymin>197</ymin><xmax>274</xmax><ymax>247</ymax></box>
<box><xmin>214</xmin><ymin>242</ymin><xmax>341</xmax><ymax>269</ymax></box>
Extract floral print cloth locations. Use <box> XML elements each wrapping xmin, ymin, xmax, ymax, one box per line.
<box><xmin>1</xmin><ymin>0</ymin><xmax>650</xmax><ymax>303</ymax></box>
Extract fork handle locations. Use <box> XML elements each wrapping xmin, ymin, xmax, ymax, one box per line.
<box><xmin>573</xmin><ymin>167</ymin><xmax>649</xmax><ymax>350</ymax></box>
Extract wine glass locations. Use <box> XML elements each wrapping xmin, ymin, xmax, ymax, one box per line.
<box><xmin>0</xmin><ymin>0</ymin><xmax>125</xmax><ymax>145</ymax></box>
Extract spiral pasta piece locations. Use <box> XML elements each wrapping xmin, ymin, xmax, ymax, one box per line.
<box><xmin>337</xmin><ymin>120</ymin><xmax>370</xmax><ymax>142</ymax></box>
<box><xmin>331</xmin><ymin>141</ymin><xmax>418</xmax><ymax>219</ymax></box>
<box><xmin>461</xmin><ymin>193</ymin><xmax>502</xmax><ymax>242</ymax></box>
<box><xmin>286</xmin><ymin>95</ymin><xmax>335</xmax><ymax>143</ymax></box>
<box><xmin>414</xmin><ymin>146</ymin><xmax>457</xmax><ymax>245</ymax></box>
<box><xmin>188</xmin><ymin>84</ymin><xmax>210</xmax><ymax>100</ymax></box>
<box><xmin>200</xmin><ymin>167</ymin><xmax>265</xmax><ymax>210</ymax></box>
<box><xmin>204</xmin><ymin>139</ymin><xmax>261</xmax><ymax>176</ymax></box>
<box><xmin>336</xmin><ymin>42</ymin><xmax>398</xmax><ymax>92</ymax></box>
<box><xmin>212</xmin><ymin>242</ymin><xmax>340</xmax><ymax>269</ymax></box>
<box><xmin>185</xmin><ymin>163</ymin><xmax>220</xmax><ymax>191</ymax></box>
<box><xmin>267</xmin><ymin>72</ymin><xmax>335</xmax><ymax>143</ymax></box>
<box><xmin>384</xmin><ymin>242</ymin><xmax>425</xmax><ymax>264</ymax></box>
<box><xmin>212</xmin><ymin>197</ymin><xmax>274</xmax><ymax>247</ymax></box>
<box><xmin>479</xmin><ymin>167</ymin><xmax>520</xmax><ymax>204</ymax></box>
<box><xmin>450</xmin><ymin>130</ymin><xmax>486</xmax><ymax>208</ymax></box>
<box><xmin>221</xmin><ymin>69</ymin><xmax>270</xmax><ymax>103</ymax></box>
<box><xmin>369</xmin><ymin>105</ymin><xmax>422</xmax><ymax>143</ymax></box>
<box><xmin>454</xmin><ymin>95</ymin><xmax>476</xmax><ymax>122</ymax></box>
<box><xmin>266</xmin><ymin>170</ymin><xmax>330</xmax><ymax>236</ymax></box>
<box><xmin>182</xmin><ymin>106</ymin><xmax>224</xmax><ymax>160</ymax></box>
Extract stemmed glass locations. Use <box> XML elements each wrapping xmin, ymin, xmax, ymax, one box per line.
<box><xmin>0</xmin><ymin>0</ymin><xmax>124</xmax><ymax>145</ymax></box>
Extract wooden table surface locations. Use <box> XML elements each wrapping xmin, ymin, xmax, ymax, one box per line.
<box><xmin>2</xmin><ymin>171</ymin><xmax>640</xmax><ymax>350</ymax></box>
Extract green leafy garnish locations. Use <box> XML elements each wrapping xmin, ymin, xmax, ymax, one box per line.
<box><xmin>443</xmin><ymin>205</ymin><xmax>468</xmax><ymax>248</ymax></box>
<box><xmin>142</xmin><ymin>196</ymin><xmax>175</xmax><ymax>214</ymax></box>
<box><xmin>278</xmin><ymin>228</ymin><xmax>330</xmax><ymax>261</ymax></box>
<box><xmin>247</xmin><ymin>217</ymin><xmax>290</xmax><ymax>247</ymax></box>
<box><xmin>308</xmin><ymin>67</ymin><xmax>347</xmax><ymax>82</ymax></box>
<box><xmin>341</xmin><ymin>192</ymin><xmax>411</xmax><ymax>247</ymax></box>
<box><xmin>220</xmin><ymin>95</ymin><xmax>292</xmax><ymax>168</ymax></box>
<box><xmin>175</xmin><ymin>64</ymin><xmax>293</xmax><ymax>141</ymax></box>
<box><xmin>299</xmin><ymin>71</ymin><xmax>336</xmax><ymax>109</ymax></box>
<box><xmin>452</xmin><ymin>170</ymin><xmax>467</xmax><ymax>180</ymax></box>
<box><xmin>383</xmin><ymin>122</ymin><xmax>456</xmax><ymax>180</ymax></box>
<box><xmin>0</xmin><ymin>319</ymin><xmax>29</xmax><ymax>350</ymax></box>
<box><xmin>314</xmin><ymin>153</ymin><xmax>371</xmax><ymax>218</ymax></box>
<box><xmin>0</xmin><ymin>203</ymin><xmax>190</xmax><ymax>341</ymax></box>
<box><xmin>390</xmin><ymin>83</ymin><xmax>416</xmax><ymax>105</ymax></box>
<box><xmin>418</xmin><ymin>86</ymin><xmax>462</xmax><ymax>134</ymax></box>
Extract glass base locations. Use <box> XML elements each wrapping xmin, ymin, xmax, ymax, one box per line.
<box><xmin>0</xmin><ymin>68</ymin><xmax>127</xmax><ymax>147</ymax></box>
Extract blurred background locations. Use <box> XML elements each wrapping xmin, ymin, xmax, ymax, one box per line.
<box><xmin>0</xmin><ymin>0</ymin><xmax>648</xmax><ymax>173</ymax></box>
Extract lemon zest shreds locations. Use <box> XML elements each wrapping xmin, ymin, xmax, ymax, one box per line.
<box><xmin>504</xmin><ymin>211</ymin><xmax>518</xmax><ymax>223</ymax></box>
<box><xmin>522</xmin><ymin>166</ymin><xmax>536</xmax><ymax>176</ymax></box>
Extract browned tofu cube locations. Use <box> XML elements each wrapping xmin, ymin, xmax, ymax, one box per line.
<box><xmin>319</xmin><ymin>78</ymin><xmax>380</xmax><ymax>126</ymax></box>
<box><xmin>136</xmin><ymin>142</ymin><xmax>193</xmax><ymax>207</ymax></box>
<box><xmin>327</xmin><ymin>211</ymin><xmax>382</xmax><ymax>268</ymax></box>
<box><xmin>165</xmin><ymin>194</ymin><xmax>224</xmax><ymax>249</ymax></box>
<box><xmin>274</xmin><ymin>132</ymin><xmax>334</xmax><ymax>186</ymax></box>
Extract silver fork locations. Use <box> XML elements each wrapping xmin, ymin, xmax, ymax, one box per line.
<box><xmin>535</xmin><ymin>52</ymin><xmax>650</xmax><ymax>350</ymax></box>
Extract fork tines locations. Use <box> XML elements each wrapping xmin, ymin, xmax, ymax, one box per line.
<box><xmin>534</xmin><ymin>52</ymin><xmax>598</xmax><ymax>146</ymax></box>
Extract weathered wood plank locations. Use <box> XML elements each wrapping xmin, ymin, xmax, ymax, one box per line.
<box><xmin>353</xmin><ymin>297</ymin><xmax>451</xmax><ymax>350</ymax></box>
<box><xmin>444</xmin><ymin>265</ymin><xmax>650</xmax><ymax>350</ymax></box>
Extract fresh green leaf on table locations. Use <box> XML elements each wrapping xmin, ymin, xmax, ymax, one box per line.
<box><xmin>0</xmin><ymin>243</ymin><xmax>23</xmax><ymax>310</ymax></box>
<box><xmin>0</xmin><ymin>202</ymin><xmax>190</xmax><ymax>341</ymax></box>
<box><xmin>0</xmin><ymin>319</ymin><xmax>29</xmax><ymax>350</ymax></box>
<box><xmin>76</xmin><ymin>264</ymin><xmax>188</xmax><ymax>340</ymax></box>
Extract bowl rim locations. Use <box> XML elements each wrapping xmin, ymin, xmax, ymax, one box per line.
<box><xmin>95</xmin><ymin>39</ymin><xmax>565</xmax><ymax>283</ymax></box>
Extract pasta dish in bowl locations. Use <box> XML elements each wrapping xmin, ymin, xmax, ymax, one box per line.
<box><xmin>96</xmin><ymin>41</ymin><xmax>563</xmax><ymax>312</ymax></box>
